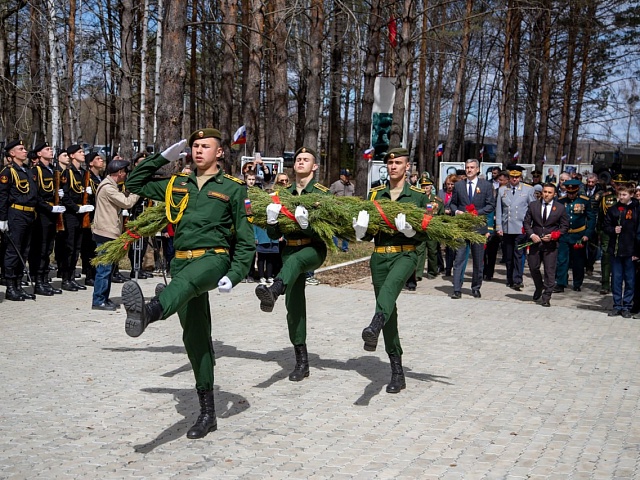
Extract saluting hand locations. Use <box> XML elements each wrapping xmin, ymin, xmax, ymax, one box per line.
<box><xmin>161</xmin><ymin>139</ymin><xmax>188</xmax><ymax>162</ymax></box>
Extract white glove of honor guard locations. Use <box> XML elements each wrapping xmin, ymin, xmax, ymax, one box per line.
<box><xmin>161</xmin><ymin>139</ymin><xmax>188</xmax><ymax>162</ymax></box>
<box><xmin>266</xmin><ymin>203</ymin><xmax>282</xmax><ymax>224</ymax></box>
<box><xmin>353</xmin><ymin>210</ymin><xmax>369</xmax><ymax>240</ymax></box>
<box><xmin>122</xmin><ymin>209</ymin><xmax>130</xmax><ymax>217</ymax></box>
<box><xmin>294</xmin><ymin>205</ymin><xmax>309</xmax><ymax>229</ymax></box>
<box><xmin>85</xmin><ymin>186</ymin><xmax>92</xmax><ymax>195</ymax></box>
<box><xmin>218</xmin><ymin>276</ymin><xmax>233</xmax><ymax>293</ymax></box>
<box><xmin>0</xmin><ymin>221</ymin><xmax>8</xmax><ymax>232</ymax></box>
<box><xmin>51</xmin><ymin>206</ymin><xmax>66</xmax><ymax>213</ymax></box>
<box><xmin>78</xmin><ymin>205</ymin><xmax>95</xmax><ymax>214</ymax></box>
<box><xmin>394</xmin><ymin>213</ymin><xmax>416</xmax><ymax>238</ymax></box>
<box><xmin>58</xmin><ymin>189</ymin><xmax>64</xmax><ymax>199</ymax></box>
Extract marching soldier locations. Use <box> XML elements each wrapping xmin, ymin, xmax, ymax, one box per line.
<box><xmin>254</xmin><ymin>146</ymin><xmax>331</xmax><ymax>382</ymax></box>
<box><xmin>495</xmin><ymin>165</ymin><xmax>536</xmax><ymax>290</ymax></box>
<box><xmin>0</xmin><ymin>140</ymin><xmax>38</xmax><ymax>301</ymax></box>
<box><xmin>594</xmin><ymin>176</ymin><xmax>623</xmax><ymax>295</ymax></box>
<box><xmin>554</xmin><ymin>179</ymin><xmax>596</xmax><ymax>292</ymax></box>
<box><xmin>121</xmin><ymin>129</ymin><xmax>254</xmax><ymax>439</ymax></box>
<box><xmin>354</xmin><ymin>148</ymin><xmax>429</xmax><ymax>393</ymax></box>
<box><xmin>28</xmin><ymin>142</ymin><xmax>66</xmax><ymax>296</ymax></box>
<box><xmin>60</xmin><ymin>145</ymin><xmax>94</xmax><ymax>291</ymax></box>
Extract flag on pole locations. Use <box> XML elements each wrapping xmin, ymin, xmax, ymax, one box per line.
<box><xmin>231</xmin><ymin>125</ymin><xmax>247</xmax><ymax>146</ymax></box>
<box><xmin>512</xmin><ymin>151</ymin><xmax>520</xmax><ymax>160</ymax></box>
<box><xmin>543</xmin><ymin>154</ymin><xmax>547</xmax><ymax>164</ymax></box>
<box><xmin>363</xmin><ymin>148</ymin><xmax>374</xmax><ymax>160</ymax></box>
<box><xmin>388</xmin><ymin>17</ymin><xmax>398</xmax><ymax>48</ymax></box>
<box><xmin>436</xmin><ymin>143</ymin><xmax>443</xmax><ymax>157</ymax></box>
<box><xmin>561</xmin><ymin>154</ymin><xmax>567</xmax><ymax>161</ymax></box>
<box><xmin>577</xmin><ymin>156</ymin><xmax>582</xmax><ymax>163</ymax></box>
<box><xmin>479</xmin><ymin>146</ymin><xmax>484</xmax><ymax>159</ymax></box>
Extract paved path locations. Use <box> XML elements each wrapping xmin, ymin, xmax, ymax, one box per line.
<box><xmin>0</xmin><ymin>262</ymin><xmax>638</xmax><ymax>479</ymax></box>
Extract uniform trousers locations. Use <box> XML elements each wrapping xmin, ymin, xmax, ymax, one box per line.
<box><xmin>502</xmin><ymin>233</ymin><xmax>526</xmax><ymax>285</ymax></box>
<box><xmin>415</xmin><ymin>236</ymin><xmax>438</xmax><ymax>278</ymax></box>
<box><xmin>4</xmin><ymin>209</ymin><xmax>35</xmax><ymax>279</ymax></box>
<box><xmin>158</xmin><ymin>250</ymin><xmax>231</xmax><ymax>391</ymax></box>
<box><xmin>28</xmin><ymin>212</ymin><xmax>57</xmax><ymax>277</ymax></box>
<box><xmin>277</xmin><ymin>243</ymin><xmax>327</xmax><ymax>346</ymax></box>
<box><xmin>600</xmin><ymin>232</ymin><xmax>611</xmax><ymax>290</ymax></box>
<box><xmin>483</xmin><ymin>233</ymin><xmax>501</xmax><ymax>279</ymax></box>
<box><xmin>556</xmin><ymin>236</ymin><xmax>587</xmax><ymax>289</ymax></box>
<box><xmin>370</xmin><ymin>250</ymin><xmax>417</xmax><ymax>357</ymax></box>
<box><xmin>527</xmin><ymin>244</ymin><xmax>558</xmax><ymax>302</ymax></box>
<box><xmin>61</xmin><ymin>213</ymin><xmax>84</xmax><ymax>279</ymax></box>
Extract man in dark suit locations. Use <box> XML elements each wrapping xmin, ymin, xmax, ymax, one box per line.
<box><xmin>523</xmin><ymin>183</ymin><xmax>569</xmax><ymax>307</ymax></box>
<box><xmin>450</xmin><ymin>159</ymin><xmax>495</xmax><ymax>298</ymax></box>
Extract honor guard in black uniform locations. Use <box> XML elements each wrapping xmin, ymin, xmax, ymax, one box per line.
<box><xmin>0</xmin><ymin>140</ymin><xmax>38</xmax><ymax>301</ymax></box>
<box><xmin>53</xmin><ymin>149</ymin><xmax>70</xmax><ymax>279</ymax></box>
<box><xmin>28</xmin><ymin>142</ymin><xmax>66</xmax><ymax>295</ymax></box>
<box><xmin>60</xmin><ymin>145</ymin><xmax>94</xmax><ymax>291</ymax></box>
<box><xmin>80</xmin><ymin>152</ymin><xmax>104</xmax><ymax>286</ymax></box>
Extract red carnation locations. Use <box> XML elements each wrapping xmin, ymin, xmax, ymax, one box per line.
<box><xmin>465</xmin><ymin>204</ymin><xmax>478</xmax><ymax>216</ymax></box>
<box><xmin>550</xmin><ymin>231</ymin><xmax>561</xmax><ymax>241</ymax></box>
<box><xmin>618</xmin><ymin>206</ymin><xmax>625</xmax><ymax>212</ymax></box>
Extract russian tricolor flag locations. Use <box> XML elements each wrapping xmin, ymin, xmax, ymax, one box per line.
<box><xmin>436</xmin><ymin>143</ymin><xmax>443</xmax><ymax>157</ymax></box>
<box><xmin>363</xmin><ymin>148</ymin><xmax>374</xmax><ymax>160</ymax></box>
<box><xmin>232</xmin><ymin>125</ymin><xmax>247</xmax><ymax>146</ymax></box>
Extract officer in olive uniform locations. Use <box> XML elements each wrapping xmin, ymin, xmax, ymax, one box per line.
<box><xmin>122</xmin><ymin>129</ymin><xmax>254</xmax><ymax>439</ymax></box>
<box><xmin>60</xmin><ymin>145</ymin><xmax>94</xmax><ymax>291</ymax></box>
<box><xmin>594</xmin><ymin>176</ymin><xmax>624</xmax><ymax>294</ymax></box>
<box><xmin>554</xmin><ymin>179</ymin><xmax>596</xmax><ymax>292</ymax></box>
<box><xmin>28</xmin><ymin>142</ymin><xmax>66</xmax><ymax>296</ymax></box>
<box><xmin>0</xmin><ymin>140</ymin><xmax>38</xmax><ymax>301</ymax></box>
<box><xmin>411</xmin><ymin>174</ymin><xmax>443</xmax><ymax>285</ymax></box>
<box><xmin>354</xmin><ymin>148</ymin><xmax>429</xmax><ymax>394</ymax></box>
<box><xmin>495</xmin><ymin>165</ymin><xmax>536</xmax><ymax>290</ymax></box>
<box><xmin>254</xmin><ymin>146</ymin><xmax>331</xmax><ymax>382</ymax></box>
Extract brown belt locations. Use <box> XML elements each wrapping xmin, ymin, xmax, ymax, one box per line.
<box><xmin>568</xmin><ymin>225</ymin><xmax>586</xmax><ymax>234</ymax></box>
<box><xmin>10</xmin><ymin>204</ymin><xmax>35</xmax><ymax>212</ymax></box>
<box><xmin>174</xmin><ymin>248</ymin><xmax>228</xmax><ymax>260</ymax></box>
<box><xmin>374</xmin><ymin>245</ymin><xmax>416</xmax><ymax>254</ymax></box>
<box><xmin>286</xmin><ymin>238</ymin><xmax>312</xmax><ymax>247</ymax></box>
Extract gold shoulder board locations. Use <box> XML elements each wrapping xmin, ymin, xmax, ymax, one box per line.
<box><xmin>313</xmin><ymin>183</ymin><xmax>329</xmax><ymax>192</ymax></box>
<box><xmin>224</xmin><ymin>174</ymin><xmax>245</xmax><ymax>185</ymax></box>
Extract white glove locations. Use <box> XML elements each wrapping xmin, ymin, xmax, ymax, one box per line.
<box><xmin>266</xmin><ymin>203</ymin><xmax>282</xmax><ymax>225</ymax></box>
<box><xmin>394</xmin><ymin>213</ymin><xmax>416</xmax><ymax>238</ymax></box>
<box><xmin>294</xmin><ymin>205</ymin><xmax>309</xmax><ymax>229</ymax></box>
<box><xmin>51</xmin><ymin>206</ymin><xmax>66</xmax><ymax>213</ymax></box>
<box><xmin>78</xmin><ymin>205</ymin><xmax>95</xmax><ymax>214</ymax></box>
<box><xmin>161</xmin><ymin>139</ymin><xmax>188</xmax><ymax>162</ymax></box>
<box><xmin>0</xmin><ymin>220</ymin><xmax>8</xmax><ymax>232</ymax></box>
<box><xmin>217</xmin><ymin>276</ymin><xmax>232</xmax><ymax>293</ymax></box>
<box><xmin>352</xmin><ymin>210</ymin><xmax>370</xmax><ymax>240</ymax></box>
<box><xmin>122</xmin><ymin>209</ymin><xmax>130</xmax><ymax>217</ymax></box>
<box><xmin>58</xmin><ymin>189</ymin><xmax>64</xmax><ymax>199</ymax></box>
<box><xmin>85</xmin><ymin>186</ymin><xmax>92</xmax><ymax>195</ymax></box>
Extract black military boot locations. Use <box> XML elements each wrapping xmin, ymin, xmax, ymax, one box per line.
<box><xmin>34</xmin><ymin>274</ymin><xmax>54</xmax><ymax>296</ymax></box>
<box><xmin>5</xmin><ymin>279</ymin><xmax>25</xmax><ymax>301</ymax></box>
<box><xmin>186</xmin><ymin>389</ymin><xmax>217</xmax><ymax>439</ymax></box>
<box><xmin>61</xmin><ymin>271</ymin><xmax>79</xmax><ymax>291</ymax></box>
<box><xmin>362</xmin><ymin>312</ymin><xmax>385</xmax><ymax>351</ymax></box>
<box><xmin>70</xmin><ymin>277</ymin><xmax>87</xmax><ymax>290</ymax></box>
<box><xmin>386</xmin><ymin>354</ymin><xmax>406</xmax><ymax>394</ymax></box>
<box><xmin>123</xmin><ymin>280</ymin><xmax>163</xmax><ymax>337</ymax></box>
<box><xmin>84</xmin><ymin>266</ymin><xmax>96</xmax><ymax>287</ymax></box>
<box><xmin>44</xmin><ymin>274</ymin><xmax>62</xmax><ymax>294</ymax></box>
<box><xmin>255</xmin><ymin>277</ymin><xmax>285</xmax><ymax>312</ymax></box>
<box><xmin>289</xmin><ymin>344</ymin><xmax>310</xmax><ymax>381</ymax></box>
<box><xmin>16</xmin><ymin>277</ymin><xmax>36</xmax><ymax>300</ymax></box>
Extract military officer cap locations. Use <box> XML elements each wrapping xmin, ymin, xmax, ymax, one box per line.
<box><xmin>295</xmin><ymin>146</ymin><xmax>317</xmax><ymax>160</ymax></box>
<box><xmin>507</xmin><ymin>164</ymin><xmax>525</xmax><ymax>177</ymax></box>
<box><xmin>612</xmin><ymin>173</ymin><xmax>628</xmax><ymax>184</ymax></box>
<box><xmin>106</xmin><ymin>159</ymin><xmax>130</xmax><ymax>174</ymax></box>
<box><xmin>32</xmin><ymin>141</ymin><xmax>49</xmax><ymax>154</ymax></box>
<box><xmin>188</xmin><ymin>128</ymin><xmax>222</xmax><ymax>147</ymax></box>
<box><xmin>340</xmin><ymin>168</ymin><xmax>351</xmax><ymax>176</ymax></box>
<box><xmin>85</xmin><ymin>151</ymin><xmax>105</xmax><ymax>165</ymax></box>
<box><xmin>564</xmin><ymin>179</ymin><xmax>582</xmax><ymax>192</ymax></box>
<box><xmin>66</xmin><ymin>144</ymin><xmax>82</xmax><ymax>155</ymax></box>
<box><xmin>384</xmin><ymin>148</ymin><xmax>409</xmax><ymax>161</ymax></box>
<box><xmin>420</xmin><ymin>175</ymin><xmax>433</xmax><ymax>186</ymax></box>
<box><xmin>4</xmin><ymin>139</ymin><xmax>23</xmax><ymax>153</ymax></box>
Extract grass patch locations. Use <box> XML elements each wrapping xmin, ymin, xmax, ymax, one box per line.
<box><xmin>322</xmin><ymin>240</ymin><xmax>373</xmax><ymax>268</ymax></box>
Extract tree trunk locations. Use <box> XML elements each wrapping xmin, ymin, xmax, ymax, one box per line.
<box><xmin>522</xmin><ymin>8</ymin><xmax>543</xmax><ymax>165</ymax></box>
<box><xmin>29</xmin><ymin>2</ymin><xmax>43</xmax><ymax>146</ymax></box>
<box><xmin>47</xmin><ymin>0</ymin><xmax>62</xmax><ymax>149</ymax></box>
<box><xmin>188</xmin><ymin>0</ymin><xmax>198</xmax><ymax>133</ymax></box>
<box><xmin>118</xmin><ymin>0</ymin><xmax>135</xmax><ymax>160</ymax></box>
<box><xmin>535</xmin><ymin>0</ymin><xmax>551</xmax><ymax>166</ymax></box>
<box><xmin>139</xmin><ymin>0</ymin><xmax>150</xmax><ymax>152</ymax></box>
<box><xmin>220</xmin><ymin>0</ymin><xmax>237</xmax><ymax>172</ymax></box>
<box><xmin>557</xmin><ymin>0</ymin><xmax>577</xmax><ymax>162</ymax></box>
<box><xmin>266</xmin><ymin>0</ymin><xmax>288</xmax><ymax>158</ymax></box>
<box><xmin>153</xmin><ymin>0</ymin><xmax>164</xmax><ymax>144</ymax></box>
<box><xmin>243</xmin><ymin>0</ymin><xmax>264</xmax><ymax>155</ymax></box>
<box><xmin>327</xmin><ymin>5</ymin><xmax>345</xmax><ymax>183</ymax></box>
<box><xmin>303</xmin><ymin>0</ymin><xmax>323</xmax><ymax>153</ymax></box>
<box><xmin>496</xmin><ymin>0</ymin><xmax>519</xmax><ymax>164</ymax></box>
<box><xmin>416</xmin><ymin>0</ymin><xmax>428</xmax><ymax>174</ymax></box>
<box><xmin>63</xmin><ymin>0</ymin><xmax>76</xmax><ymax>144</ymax></box>
<box><xmin>426</xmin><ymin>1</ymin><xmax>446</xmax><ymax>178</ymax></box>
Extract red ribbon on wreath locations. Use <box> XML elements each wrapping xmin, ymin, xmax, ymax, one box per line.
<box><xmin>422</xmin><ymin>214</ymin><xmax>433</xmax><ymax>231</ymax></box>
<box><xmin>123</xmin><ymin>229</ymin><xmax>142</xmax><ymax>250</ymax></box>
<box><xmin>270</xmin><ymin>194</ymin><xmax>297</xmax><ymax>223</ymax></box>
<box><xmin>373</xmin><ymin>200</ymin><xmax>397</xmax><ymax>230</ymax></box>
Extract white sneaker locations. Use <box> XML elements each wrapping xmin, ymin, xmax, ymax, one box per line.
<box><xmin>305</xmin><ymin>276</ymin><xmax>320</xmax><ymax>286</ymax></box>
<box><xmin>259</xmin><ymin>277</ymin><xmax>267</xmax><ymax>285</ymax></box>
<box><xmin>267</xmin><ymin>277</ymin><xmax>274</xmax><ymax>285</ymax></box>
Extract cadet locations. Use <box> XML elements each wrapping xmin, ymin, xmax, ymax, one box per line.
<box><xmin>353</xmin><ymin>147</ymin><xmax>429</xmax><ymax>393</ymax></box>
<box><xmin>594</xmin><ymin>176</ymin><xmax>623</xmax><ymax>294</ymax></box>
<box><xmin>122</xmin><ymin>129</ymin><xmax>254</xmax><ymax>439</ymax></box>
<box><xmin>80</xmin><ymin>152</ymin><xmax>104</xmax><ymax>287</ymax></box>
<box><xmin>28</xmin><ymin>142</ymin><xmax>66</xmax><ymax>296</ymax></box>
<box><xmin>495</xmin><ymin>165</ymin><xmax>536</xmax><ymax>290</ymax></box>
<box><xmin>0</xmin><ymin>140</ymin><xmax>38</xmax><ymax>301</ymax></box>
<box><xmin>410</xmin><ymin>174</ymin><xmax>443</xmax><ymax>286</ymax></box>
<box><xmin>254</xmin><ymin>146</ymin><xmax>330</xmax><ymax>382</ymax></box>
<box><xmin>554</xmin><ymin>179</ymin><xmax>596</xmax><ymax>292</ymax></box>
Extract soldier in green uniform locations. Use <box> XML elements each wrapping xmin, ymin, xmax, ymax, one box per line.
<box><xmin>354</xmin><ymin>148</ymin><xmax>429</xmax><ymax>393</ymax></box>
<box><xmin>594</xmin><ymin>176</ymin><xmax>624</xmax><ymax>294</ymax></box>
<box><xmin>254</xmin><ymin>146</ymin><xmax>330</xmax><ymax>382</ymax></box>
<box><xmin>411</xmin><ymin>174</ymin><xmax>443</xmax><ymax>286</ymax></box>
<box><xmin>554</xmin><ymin>179</ymin><xmax>596</xmax><ymax>292</ymax></box>
<box><xmin>121</xmin><ymin>129</ymin><xmax>254</xmax><ymax>439</ymax></box>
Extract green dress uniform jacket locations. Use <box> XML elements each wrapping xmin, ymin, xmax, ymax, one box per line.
<box><xmin>367</xmin><ymin>183</ymin><xmax>429</xmax><ymax>356</ymax></box>
<box><xmin>125</xmin><ymin>152</ymin><xmax>255</xmax><ymax>390</ymax></box>
<box><xmin>415</xmin><ymin>193</ymin><xmax>444</xmax><ymax>279</ymax></box>
<box><xmin>266</xmin><ymin>179</ymin><xmax>330</xmax><ymax>346</ymax></box>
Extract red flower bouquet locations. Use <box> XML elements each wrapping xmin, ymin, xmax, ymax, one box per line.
<box><xmin>550</xmin><ymin>231</ymin><xmax>561</xmax><ymax>241</ymax></box>
<box><xmin>465</xmin><ymin>204</ymin><xmax>478</xmax><ymax>216</ymax></box>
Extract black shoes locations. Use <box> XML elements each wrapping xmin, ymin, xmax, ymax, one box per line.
<box><xmin>289</xmin><ymin>344</ymin><xmax>310</xmax><ymax>381</ymax></box>
<box><xmin>533</xmin><ymin>289</ymin><xmax>542</xmax><ymax>301</ymax></box>
<box><xmin>573</xmin><ymin>286</ymin><xmax>581</xmax><ymax>292</ymax></box>
<box><xmin>255</xmin><ymin>278</ymin><xmax>285</xmax><ymax>313</ymax></box>
<box><xmin>540</xmin><ymin>300</ymin><xmax>551</xmax><ymax>307</ymax></box>
<box><xmin>472</xmin><ymin>290</ymin><xmax>481</xmax><ymax>298</ymax></box>
<box><xmin>92</xmin><ymin>302</ymin><xmax>117</xmax><ymax>311</ymax></box>
<box><xmin>451</xmin><ymin>291</ymin><xmax>461</xmax><ymax>299</ymax></box>
<box><xmin>61</xmin><ymin>280</ymin><xmax>78</xmax><ymax>291</ymax></box>
<box><xmin>362</xmin><ymin>312</ymin><xmax>385</xmax><ymax>352</ymax></box>
<box><xmin>621</xmin><ymin>311</ymin><xmax>632</xmax><ymax>318</ymax></box>
<box><xmin>512</xmin><ymin>283</ymin><xmax>523</xmax><ymax>291</ymax></box>
<box><xmin>5</xmin><ymin>279</ymin><xmax>25</xmax><ymax>301</ymax></box>
<box><xmin>552</xmin><ymin>285</ymin><xmax>565</xmax><ymax>293</ymax></box>
<box><xmin>187</xmin><ymin>389</ymin><xmax>217</xmax><ymax>439</ymax></box>
<box><xmin>608</xmin><ymin>310</ymin><xmax>621</xmax><ymax>317</ymax></box>
<box><xmin>84</xmin><ymin>278</ymin><xmax>95</xmax><ymax>287</ymax></box>
<box><xmin>608</xmin><ymin>310</ymin><xmax>631</xmax><ymax>318</ymax></box>
<box><xmin>70</xmin><ymin>279</ymin><xmax>87</xmax><ymax>290</ymax></box>
<box><xmin>386</xmin><ymin>355</ymin><xmax>406</xmax><ymax>394</ymax></box>
<box><xmin>404</xmin><ymin>281</ymin><xmax>417</xmax><ymax>291</ymax></box>
<box><xmin>123</xmin><ymin>281</ymin><xmax>163</xmax><ymax>337</ymax></box>
<box><xmin>111</xmin><ymin>271</ymin><xmax>126</xmax><ymax>283</ymax></box>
